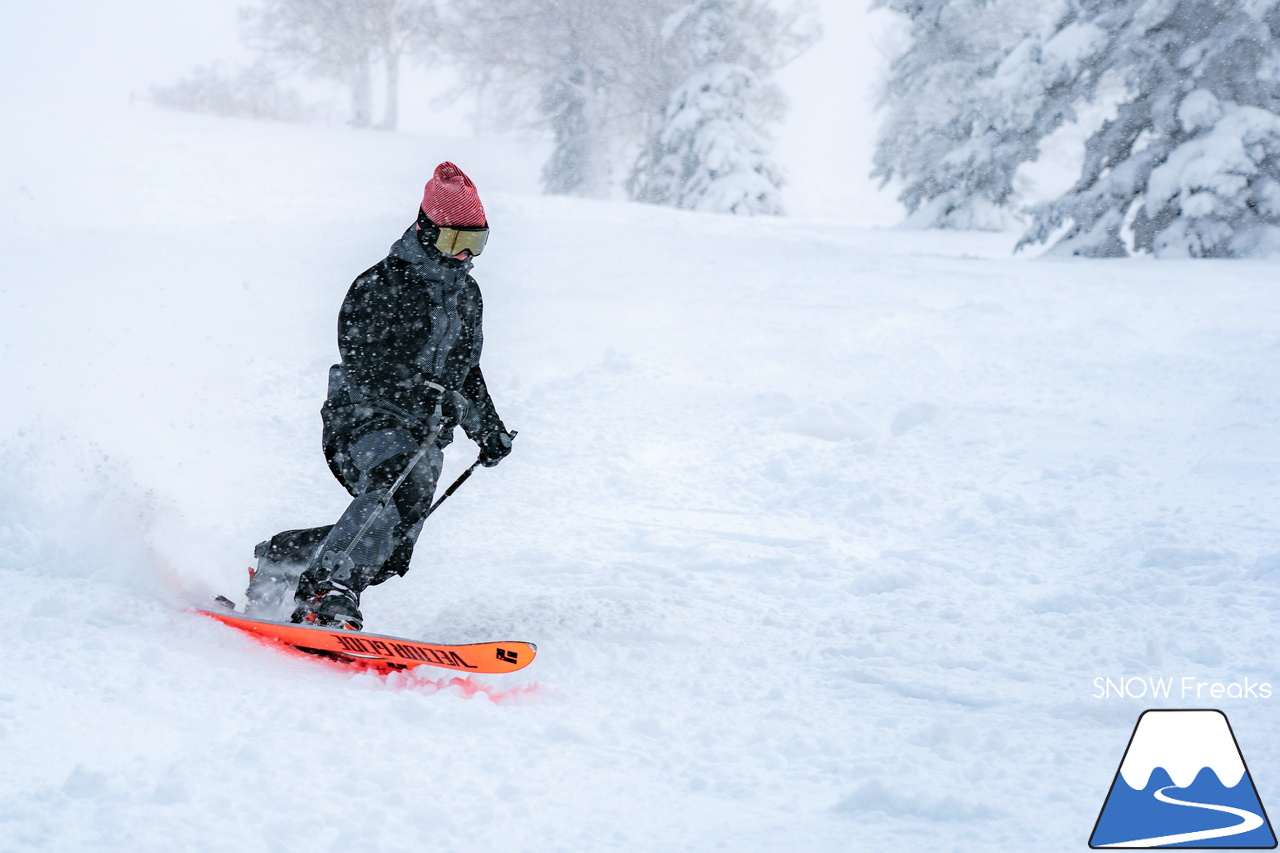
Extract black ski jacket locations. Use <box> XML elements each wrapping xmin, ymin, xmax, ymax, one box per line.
<box><xmin>321</xmin><ymin>226</ymin><xmax>505</xmax><ymax>493</ymax></box>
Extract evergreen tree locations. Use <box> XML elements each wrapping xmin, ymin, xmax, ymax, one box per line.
<box><xmin>1015</xmin><ymin>0</ymin><xmax>1280</xmax><ymax>257</ymax></box>
<box><xmin>879</xmin><ymin>0</ymin><xmax>1280</xmax><ymax>256</ymax></box>
<box><xmin>628</xmin><ymin>0</ymin><xmax>814</xmax><ymax>215</ymax></box>
<box><xmin>871</xmin><ymin>0</ymin><xmax>1061</xmax><ymax>229</ymax></box>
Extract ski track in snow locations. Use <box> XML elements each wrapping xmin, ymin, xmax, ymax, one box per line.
<box><xmin>2</xmin><ymin>106</ymin><xmax>1280</xmax><ymax>852</ymax></box>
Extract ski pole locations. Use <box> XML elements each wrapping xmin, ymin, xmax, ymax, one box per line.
<box><xmin>334</xmin><ymin>383</ymin><xmax>449</xmax><ymax>566</ymax></box>
<box><xmin>424</xmin><ymin>430</ymin><xmax>516</xmax><ymax>520</ymax></box>
<box><xmin>341</xmin><ymin>425</ymin><xmax>515</xmax><ymax>567</ymax></box>
<box><xmin>336</xmin><ymin>422</ymin><xmax>443</xmax><ymax>567</ymax></box>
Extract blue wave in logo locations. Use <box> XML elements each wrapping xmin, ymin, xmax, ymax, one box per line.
<box><xmin>1091</xmin><ymin>766</ymin><xmax>1276</xmax><ymax>848</ymax></box>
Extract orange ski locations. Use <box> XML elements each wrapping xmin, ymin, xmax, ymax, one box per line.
<box><xmin>198</xmin><ymin>609</ymin><xmax>536</xmax><ymax>675</ymax></box>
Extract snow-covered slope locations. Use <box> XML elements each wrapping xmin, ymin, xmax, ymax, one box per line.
<box><xmin>3</xmin><ymin>103</ymin><xmax>1280</xmax><ymax>852</ymax></box>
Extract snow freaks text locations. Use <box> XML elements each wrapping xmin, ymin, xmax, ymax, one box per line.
<box><xmin>1092</xmin><ymin>677</ymin><xmax>1274</xmax><ymax>701</ymax></box>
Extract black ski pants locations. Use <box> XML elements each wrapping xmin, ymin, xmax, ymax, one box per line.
<box><xmin>247</xmin><ymin>422</ymin><xmax>443</xmax><ymax>617</ymax></box>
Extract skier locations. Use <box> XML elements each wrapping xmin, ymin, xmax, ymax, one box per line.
<box><xmin>244</xmin><ymin>162</ymin><xmax>514</xmax><ymax>630</ymax></box>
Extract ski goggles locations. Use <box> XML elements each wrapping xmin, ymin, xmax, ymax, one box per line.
<box><xmin>433</xmin><ymin>224</ymin><xmax>489</xmax><ymax>257</ymax></box>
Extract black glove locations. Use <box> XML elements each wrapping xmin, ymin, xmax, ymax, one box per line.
<box><xmin>477</xmin><ymin>429</ymin><xmax>514</xmax><ymax>467</ymax></box>
<box><xmin>442</xmin><ymin>390</ymin><xmax>482</xmax><ymax>434</ymax></box>
<box><xmin>396</xmin><ymin>385</ymin><xmax>469</xmax><ymax>433</ymax></box>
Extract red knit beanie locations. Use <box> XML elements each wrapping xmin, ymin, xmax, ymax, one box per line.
<box><xmin>420</xmin><ymin>162</ymin><xmax>486</xmax><ymax>227</ymax></box>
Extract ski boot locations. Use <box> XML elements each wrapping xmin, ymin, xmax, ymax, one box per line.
<box><xmin>290</xmin><ymin>580</ymin><xmax>363</xmax><ymax>632</ymax></box>
<box><xmin>244</xmin><ymin>528</ymin><xmax>332</xmax><ymax>620</ymax></box>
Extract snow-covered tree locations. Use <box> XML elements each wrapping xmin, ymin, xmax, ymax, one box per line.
<box><xmin>1014</xmin><ymin>0</ymin><xmax>1280</xmax><ymax>257</ymax></box>
<box><xmin>872</xmin><ymin>0</ymin><xmax>1062</xmax><ymax>229</ymax></box>
<box><xmin>877</xmin><ymin>0</ymin><xmax>1280</xmax><ymax>256</ymax></box>
<box><xmin>243</xmin><ymin>0</ymin><xmax>438</xmax><ymax>130</ymax></box>
<box><xmin>627</xmin><ymin>0</ymin><xmax>815</xmax><ymax>215</ymax></box>
<box><xmin>450</xmin><ymin>0</ymin><xmax>677</xmax><ymax>197</ymax></box>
